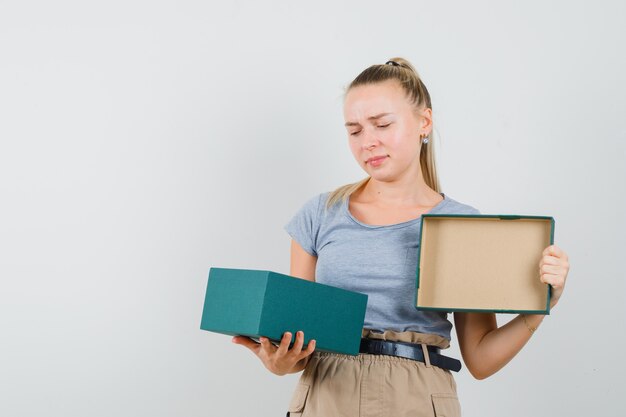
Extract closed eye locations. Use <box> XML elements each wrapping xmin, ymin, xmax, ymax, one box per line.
<box><xmin>350</xmin><ymin>123</ymin><xmax>390</xmax><ymax>136</ymax></box>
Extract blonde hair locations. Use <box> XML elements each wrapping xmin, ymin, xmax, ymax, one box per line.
<box><xmin>326</xmin><ymin>57</ymin><xmax>441</xmax><ymax>209</ymax></box>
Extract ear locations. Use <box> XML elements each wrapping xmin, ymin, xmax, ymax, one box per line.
<box><xmin>419</xmin><ymin>107</ymin><xmax>433</xmax><ymax>137</ymax></box>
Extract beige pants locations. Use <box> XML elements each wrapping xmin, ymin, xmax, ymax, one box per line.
<box><xmin>286</xmin><ymin>329</ymin><xmax>461</xmax><ymax>417</ymax></box>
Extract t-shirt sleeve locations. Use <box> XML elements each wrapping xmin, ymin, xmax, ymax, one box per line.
<box><xmin>446</xmin><ymin>200</ymin><xmax>481</xmax><ymax>216</ymax></box>
<box><xmin>283</xmin><ymin>193</ymin><xmax>324</xmax><ymax>257</ymax></box>
<box><xmin>458</xmin><ymin>200</ymin><xmax>481</xmax><ymax>215</ymax></box>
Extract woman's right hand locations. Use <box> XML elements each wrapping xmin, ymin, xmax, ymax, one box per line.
<box><xmin>232</xmin><ymin>331</ymin><xmax>316</xmax><ymax>376</ymax></box>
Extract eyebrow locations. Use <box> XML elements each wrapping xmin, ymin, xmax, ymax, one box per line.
<box><xmin>344</xmin><ymin>112</ymin><xmax>393</xmax><ymax>127</ymax></box>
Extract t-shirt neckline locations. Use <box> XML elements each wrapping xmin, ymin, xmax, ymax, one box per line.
<box><xmin>343</xmin><ymin>192</ymin><xmax>449</xmax><ymax>229</ymax></box>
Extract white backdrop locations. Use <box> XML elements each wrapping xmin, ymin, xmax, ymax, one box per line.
<box><xmin>1</xmin><ymin>1</ymin><xmax>625</xmax><ymax>416</ymax></box>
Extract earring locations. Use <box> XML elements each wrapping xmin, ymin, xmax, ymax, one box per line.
<box><xmin>421</xmin><ymin>135</ymin><xmax>429</xmax><ymax>144</ymax></box>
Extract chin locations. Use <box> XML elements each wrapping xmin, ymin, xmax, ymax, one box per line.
<box><xmin>367</xmin><ymin>170</ymin><xmax>396</xmax><ymax>182</ymax></box>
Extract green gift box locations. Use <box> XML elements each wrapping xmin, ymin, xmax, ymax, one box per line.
<box><xmin>415</xmin><ymin>214</ymin><xmax>555</xmax><ymax>314</ymax></box>
<box><xmin>200</xmin><ymin>267</ymin><xmax>368</xmax><ymax>355</ymax></box>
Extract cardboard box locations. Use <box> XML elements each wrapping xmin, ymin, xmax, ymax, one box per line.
<box><xmin>200</xmin><ymin>267</ymin><xmax>368</xmax><ymax>355</ymax></box>
<box><xmin>416</xmin><ymin>214</ymin><xmax>554</xmax><ymax>314</ymax></box>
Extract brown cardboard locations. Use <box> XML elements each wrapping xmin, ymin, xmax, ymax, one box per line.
<box><xmin>416</xmin><ymin>215</ymin><xmax>554</xmax><ymax>314</ymax></box>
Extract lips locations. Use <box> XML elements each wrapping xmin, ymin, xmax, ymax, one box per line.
<box><xmin>366</xmin><ymin>155</ymin><xmax>388</xmax><ymax>165</ymax></box>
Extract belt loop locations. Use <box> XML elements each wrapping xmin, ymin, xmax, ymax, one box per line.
<box><xmin>421</xmin><ymin>343</ymin><xmax>432</xmax><ymax>367</ymax></box>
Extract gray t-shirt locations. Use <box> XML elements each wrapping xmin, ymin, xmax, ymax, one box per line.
<box><xmin>284</xmin><ymin>191</ymin><xmax>480</xmax><ymax>342</ymax></box>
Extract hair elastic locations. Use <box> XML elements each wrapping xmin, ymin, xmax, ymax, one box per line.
<box><xmin>385</xmin><ymin>60</ymin><xmax>400</xmax><ymax>66</ymax></box>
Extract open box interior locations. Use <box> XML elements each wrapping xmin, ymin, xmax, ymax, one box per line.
<box><xmin>416</xmin><ymin>215</ymin><xmax>554</xmax><ymax>314</ymax></box>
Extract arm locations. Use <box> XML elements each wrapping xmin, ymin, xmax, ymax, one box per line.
<box><xmin>286</xmin><ymin>239</ymin><xmax>318</xmax><ymax>371</ymax></box>
<box><xmin>454</xmin><ymin>245</ymin><xmax>570</xmax><ymax>380</ymax></box>
<box><xmin>454</xmin><ymin>311</ymin><xmax>545</xmax><ymax>379</ymax></box>
<box><xmin>290</xmin><ymin>238</ymin><xmax>317</xmax><ymax>282</ymax></box>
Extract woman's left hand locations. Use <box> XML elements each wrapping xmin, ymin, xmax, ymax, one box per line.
<box><xmin>539</xmin><ymin>244</ymin><xmax>570</xmax><ymax>309</ymax></box>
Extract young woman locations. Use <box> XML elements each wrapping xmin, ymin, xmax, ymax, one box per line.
<box><xmin>233</xmin><ymin>57</ymin><xmax>570</xmax><ymax>417</ymax></box>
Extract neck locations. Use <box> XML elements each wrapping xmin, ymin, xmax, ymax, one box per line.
<box><xmin>361</xmin><ymin>167</ymin><xmax>439</xmax><ymax>207</ymax></box>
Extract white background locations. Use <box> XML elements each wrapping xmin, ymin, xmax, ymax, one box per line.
<box><xmin>1</xmin><ymin>1</ymin><xmax>625</xmax><ymax>416</ymax></box>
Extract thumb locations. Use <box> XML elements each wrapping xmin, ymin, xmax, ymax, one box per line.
<box><xmin>232</xmin><ymin>336</ymin><xmax>260</xmax><ymax>352</ymax></box>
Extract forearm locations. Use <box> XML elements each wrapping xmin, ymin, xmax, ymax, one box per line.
<box><xmin>471</xmin><ymin>313</ymin><xmax>545</xmax><ymax>379</ymax></box>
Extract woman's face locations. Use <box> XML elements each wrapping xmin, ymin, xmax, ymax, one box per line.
<box><xmin>343</xmin><ymin>80</ymin><xmax>431</xmax><ymax>183</ymax></box>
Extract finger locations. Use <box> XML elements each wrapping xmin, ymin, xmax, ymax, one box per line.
<box><xmin>290</xmin><ymin>331</ymin><xmax>305</xmax><ymax>356</ymax></box>
<box><xmin>297</xmin><ymin>339</ymin><xmax>317</xmax><ymax>361</ymax></box>
<box><xmin>543</xmin><ymin>245</ymin><xmax>565</xmax><ymax>259</ymax></box>
<box><xmin>232</xmin><ymin>336</ymin><xmax>260</xmax><ymax>353</ymax></box>
<box><xmin>275</xmin><ymin>332</ymin><xmax>293</xmax><ymax>357</ymax></box>
<box><xmin>540</xmin><ymin>272</ymin><xmax>564</xmax><ymax>288</ymax></box>
<box><xmin>539</xmin><ymin>257</ymin><xmax>570</xmax><ymax>278</ymax></box>
<box><xmin>540</xmin><ymin>255</ymin><xmax>561</xmax><ymax>266</ymax></box>
<box><xmin>259</xmin><ymin>336</ymin><xmax>277</xmax><ymax>357</ymax></box>
<box><xmin>540</xmin><ymin>264</ymin><xmax>563</xmax><ymax>275</ymax></box>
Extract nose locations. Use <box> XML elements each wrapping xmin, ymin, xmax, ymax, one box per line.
<box><xmin>360</xmin><ymin>129</ymin><xmax>379</xmax><ymax>151</ymax></box>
